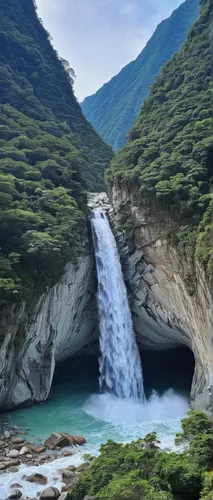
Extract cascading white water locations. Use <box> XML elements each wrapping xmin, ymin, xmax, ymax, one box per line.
<box><xmin>91</xmin><ymin>209</ymin><xmax>145</xmax><ymax>401</ymax></box>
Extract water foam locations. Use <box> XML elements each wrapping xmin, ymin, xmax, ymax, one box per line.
<box><xmin>84</xmin><ymin>389</ymin><xmax>189</xmax><ymax>452</ymax></box>
<box><xmin>0</xmin><ymin>451</ymin><xmax>84</xmax><ymax>500</ymax></box>
<box><xmin>84</xmin><ymin>389</ymin><xmax>188</xmax><ymax>425</ymax></box>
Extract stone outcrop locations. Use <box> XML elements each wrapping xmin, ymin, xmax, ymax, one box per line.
<box><xmin>109</xmin><ymin>185</ymin><xmax>213</xmax><ymax>413</ymax></box>
<box><xmin>0</xmin><ymin>254</ymin><xmax>98</xmax><ymax>411</ymax></box>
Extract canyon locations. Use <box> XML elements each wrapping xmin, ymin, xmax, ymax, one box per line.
<box><xmin>0</xmin><ymin>192</ymin><xmax>212</xmax><ymax>415</ymax></box>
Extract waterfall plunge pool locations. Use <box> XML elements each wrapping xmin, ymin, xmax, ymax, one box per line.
<box><xmin>6</xmin><ymin>349</ymin><xmax>194</xmax><ymax>449</ymax></box>
<box><xmin>1</xmin><ymin>352</ymin><xmax>194</xmax><ymax>498</ymax></box>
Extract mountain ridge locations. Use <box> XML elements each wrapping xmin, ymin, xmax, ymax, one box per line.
<box><xmin>81</xmin><ymin>0</ymin><xmax>199</xmax><ymax>151</ymax></box>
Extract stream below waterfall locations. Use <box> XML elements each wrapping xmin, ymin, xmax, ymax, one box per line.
<box><xmin>1</xmin><ymin>356</ymin><xmax>192</xmax><ymax>498</ymax></box>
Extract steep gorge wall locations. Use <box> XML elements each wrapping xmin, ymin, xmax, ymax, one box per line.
<box><xmin>0</xmin><ymin>190</ymin><xmax>212</xmax><ymax>414</ymax></box>
<box><xmin>0</xmin><ymin>254</ymin><xmax>98</xmax><ymax>411</ymax></box>
<box><xmin>109</xmin><ymin>186</ymin><xmax>213</xmax><ymax>413</ymax></box>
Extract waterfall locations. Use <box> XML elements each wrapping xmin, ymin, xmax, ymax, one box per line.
<box><xmin>91</xmin><ymin>209</ymin><xmax>145</xmax><ymax>401</ymax></box>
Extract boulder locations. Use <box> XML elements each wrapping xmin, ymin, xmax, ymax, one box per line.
<box><xmin>66</xmin><ymin>465</ymin><xmax>76</xmax><ymax>472</ymax></box>
<box><xmin>6</xmin><ymin>460</ymin><xmax>20</xmax><ymax>467</ymax></box>
<box><xmin>62</xmin><ymin>451</ymin><xmax>73</xmax><ymax>457</ymax></box>
<box><xmin>60</xmin><ymin>433</ymin><xmax>86</xmax><ymax>447</ymax></box>
<box><xmin>13</xmin><ymin>443</ymin><xmax>26</xmax><ymax>451</ymax></box>
<box><xmin>61</xmin><ymin>433</ymin><xmax>75</xmax><ymax>446</ymax></box>
<box><xmin>11</xmin><ymin>484</ymin><xmax>22</xmax><ymax>489</ymax></box>
<box><xmin>44</xmin><ymin>432</ymin><xmax>69</xmax><ymax>450</ymax></box>
<box><xmin>0</xmin><ymin>462</ymin><xmax>6</xmax><ymax>470</ymax></box>
<box><xmin>32</xmin><ymin>445</ymin><xmax>46</xmax><ymax>454</ymax></box>
<box><xmin>7</xmin><ymin>466</ymin><xmax>19</xmax><ymax>473</ymax></box>
<box><xmin>11</xmin><ymin>437</ymin><xmax>25</xmax><ymax>445</ymax></box>
<box><xmin>40</xmin><ymin>487</ymin><xmax>60</xmax><ymax>500</ymax></box>
<box><xmin>72</xmin><ymin>436</ymin><xmax>86</xmax><ymax>446</ymax></box>
<box><xmin>61</xmin><ymin>469</ymin><xmax>77</xmax><ymax>481</ymax></box>
<box><xmin>4</xmin><ymin>430</ymin><xmax>10</xmax><ymax>439</ymax></box>
<box><xmin>20</xmin><ymin>446</ymin><xmax>28</xmax><ymax>456</ymax></box>
<box><xmin>8</xmin><ymin>450</ymin><xmax>20</xmax><ymax>459</ymax></box>
<box><xmin>25</xmin><ymin>473</ymin><xmax>47</xmax><ymax>485</ymax></box>
<box><xmin>8</xmin><ymin>491</ymin><xmax>22</xmax><ymax>500</ymax></box>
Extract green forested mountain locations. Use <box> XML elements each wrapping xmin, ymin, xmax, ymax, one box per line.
<box><xmin>0</xmin><ymin>0</ymin><xmax>113</xmax><ymax>305</ymax></box>
<box><xmin>0</xmin><ymin>0</ymin><xmax>113</xmax><ymax>190</ymax></box>
<box><xmin>107</xmin><ymin>0</ymin><xmax>213</xmax><ymax>271</ymax></box>
<box><xmin>81</xmin><ymin>0</ymin><xmax>199</xmax><ymax>151</ymax></box>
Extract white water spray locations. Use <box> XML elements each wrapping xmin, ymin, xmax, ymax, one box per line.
<box><xmin>91</xmin><ymin>209</ymin><xmax>145</xmax><ymax>401</ymax></box>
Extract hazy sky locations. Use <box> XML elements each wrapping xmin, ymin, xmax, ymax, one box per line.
<box><xmin>36</xmin><ymin>0</ymin><xmax>183</xmax><ymax>101</ymax></box>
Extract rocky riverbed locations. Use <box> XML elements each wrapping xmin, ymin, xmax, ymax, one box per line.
<box><xmin>0</xmin><ymin>420</ymin><xmax>88</xmax><ymax>500</ymax></box>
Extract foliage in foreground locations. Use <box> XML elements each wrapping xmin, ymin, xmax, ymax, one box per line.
<box><xmin>106</xmin><ymin>0</ymin><xmax>213</xmax><ymax>272</ymax></box>
<box><xmin>71</xmin><ymin>411</ymin><xmax>213</xmax><ymax>500</ymax></box>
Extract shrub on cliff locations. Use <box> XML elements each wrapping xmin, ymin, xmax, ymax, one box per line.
<box><xmin>70</xmin><ymin>411</ymin><xmax>213</xmax><ymax>500</ymax></box>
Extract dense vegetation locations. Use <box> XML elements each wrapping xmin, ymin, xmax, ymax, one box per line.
<box><xmin>71</xmin><ymin>411</ymin><xmax>213</xmax><ymax>500</ymax></box>
<box><xmin>0</xmin><ymin>0</ymin><xmax>113</xmax><ymax>190</ymax></box>
<box><xmin>106</xmin><ymin>0</ymin><xmax>213</xmax><ymax>273</ymax></box>
<box><xmin>0</xmin><ymin>0</ymin><xmax>113</xmax><ymax>306</ymax></box>
<box><xmin>81</xmin><ymin>0</ymin><xmax>198</xmax><ymax>151</ymax></box>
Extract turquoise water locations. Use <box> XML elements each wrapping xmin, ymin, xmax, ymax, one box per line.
<box><xmin>1</xmin><ymin>355</ymin><xmax>192</xmax><ymax>499</ymax></box>
<box><xmin>6</xmin><ymin>355</ymin><xmax>191</xmax><ymax>451</ymax></box>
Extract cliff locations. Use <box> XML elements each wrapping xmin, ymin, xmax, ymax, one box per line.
<box><xmin>0</xmin><ymin>256</ymin><xmax>98</xmax><ymax>410</ymax></box>
<box><xmin>81</xmin><ymin>0</ymin><xmax>198</xmax><ymax>150</ymax></box>
<box><xmin>106</xmin><ymin>0</ymin><xmax>213</xmax><ymax>413</ymax></box>
<box><xmin>109</xmin><ymin>186</ymin><xmax>212</xmax><ymax>413</ymax></box>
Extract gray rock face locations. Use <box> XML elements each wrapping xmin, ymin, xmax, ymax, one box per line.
<box><xmin>0</xmin><ymin>255</ymin><xmax>98</xmax><ymax>410</ymax></box>
<box><xmin>0</xmin><ymin>189</ymin><xmax>212</xmax><ymax>415</ymax></box>
<box><xmin>109</xmin><ymin>185</ymin><xmax>213</xmax><ymax>414</ymax></box>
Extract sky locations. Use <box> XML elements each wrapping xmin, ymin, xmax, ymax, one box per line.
<box><xmin>36</xmin><ymin>0</ymin><xmax>184</xmax><ymax>102</ymax></box>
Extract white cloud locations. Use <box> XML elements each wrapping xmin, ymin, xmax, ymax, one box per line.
<box><xmin>36</xmin><ymin>0</ymin><xmax>183</xmax><ymax>101</ymax></box>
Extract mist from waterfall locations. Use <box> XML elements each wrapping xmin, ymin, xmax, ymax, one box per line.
<box><xmin>91</xmin><ymin>209</ymin><xmax>145</xmax><ymax>401</ymax></box>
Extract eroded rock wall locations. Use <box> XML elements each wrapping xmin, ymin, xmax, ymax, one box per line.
<box><xmin>109</xmin><ymin>185</ymin><xmax>213</xmax><ymax>413</ymax></box>
<box><xmin>0</xmin><ymin>255</ymin><xmax>98</xmax><ymax>411</ymax></box>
